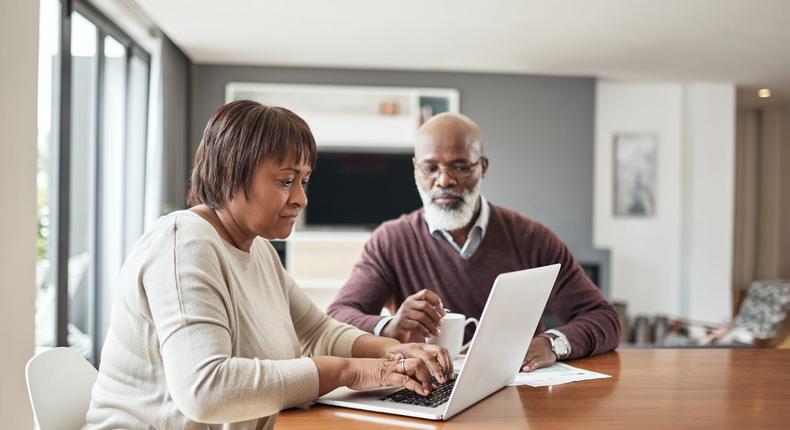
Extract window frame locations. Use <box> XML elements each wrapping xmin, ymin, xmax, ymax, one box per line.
<box><xmin>52</xmin><ymin>0</ymin><xmax>151</xmax><ymax>363</ymax></box>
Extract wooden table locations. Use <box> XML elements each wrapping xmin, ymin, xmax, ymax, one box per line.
<box><xmin>277</xmin><ymin>349</ymin><xmax>790</xmax><ymax>429</ymax></box>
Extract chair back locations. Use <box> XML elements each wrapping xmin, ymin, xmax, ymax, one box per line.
<box><xmin>734</xmin><ymin>279</ymin><xmax>790</xmax><ymax>341</ymax></box>
<box><xmin>25</xmin><ymin>347</ymin><xmax>98</xmax><ymax>430</ymax></box>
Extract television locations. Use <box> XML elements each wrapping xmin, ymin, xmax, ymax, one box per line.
<box><xmin>305</xmin><ymin>152</ymin><xmax>422</xmax><ymax>228</ymax></box>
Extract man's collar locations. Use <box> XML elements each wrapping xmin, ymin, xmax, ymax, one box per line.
<box><xmin>426</xmin><ymin>195</ymin><xmax>490</xmax><ymax>237</ymax></box>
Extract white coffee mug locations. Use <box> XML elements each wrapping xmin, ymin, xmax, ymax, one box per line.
<box><xmin>426</xmin><ymin>312</ymin><xmax>479</xmax><ymax>358</ymax></box>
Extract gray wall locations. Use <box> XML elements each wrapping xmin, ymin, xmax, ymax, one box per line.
<box><xmin>161</xmin><ymin>36</ymin><xmax>192</xmax><ymax>212</ymax></box>
<box><xmin>190</xmin><ymin>65</ymin><xmax>610</xmax><ymax>293</ymax></box>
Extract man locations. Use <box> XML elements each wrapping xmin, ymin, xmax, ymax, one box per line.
<box><xmin>327</xmin><ymin>113</ymin><xmax>620</xmax><ymax>371</ymax></box>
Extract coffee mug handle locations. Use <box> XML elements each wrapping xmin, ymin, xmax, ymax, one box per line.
<box><xmin>460</xmin><ymin>317</ymin><xmax>480</xmax><ymax>352</ymax></box>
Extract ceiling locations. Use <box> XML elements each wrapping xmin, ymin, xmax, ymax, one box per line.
<box><xmin>134</xmin><ymin>0</ymin><xmax>790</xmax><ymax>102</ymax></box>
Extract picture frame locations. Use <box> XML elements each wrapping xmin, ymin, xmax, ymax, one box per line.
<box><xmin>613</xmin><ymin>133</ymin><xmax>658</xmax><ymax>217</ymax></box>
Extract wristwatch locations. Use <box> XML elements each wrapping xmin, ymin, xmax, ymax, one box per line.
<box><xmin>538</xmin><ymin>331</ymin><xmax>571</xmax><ymax>360</ymax></box>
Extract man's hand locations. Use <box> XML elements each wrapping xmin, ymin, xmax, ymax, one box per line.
<box><xmin>384</xmin><ymin>342</ymin><xmax>454</xmax><ymax>383</ymax></box>
<box><xmin>521</xmin><ymin>336</ymin><xmax>557</xmax><ymax>372</ymax></box>
<box><xmin>381</xmin><ymin>289</ymin><xmax>446</xmax><ymax>342</ymax></box>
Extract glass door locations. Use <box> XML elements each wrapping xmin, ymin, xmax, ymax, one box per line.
<box><xmin>36</xmin><ymin>0</ymin><xmax>151</xmax><ymax>364</ymax></box>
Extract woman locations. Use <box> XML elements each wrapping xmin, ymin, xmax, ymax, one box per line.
<box><xmin>84</xmin><ymin>100</ymin><xmax>453</xmax><ymax>429</ymax></box>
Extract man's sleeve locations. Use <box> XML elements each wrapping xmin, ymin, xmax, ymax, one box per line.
<box><xmin>536</xmin><ymin>227</ymin><xmax>621</xmax><ymax>359</ymax></box>
<box><xmin>326</xmin><ymin>226</ymin><xmax>398</xmax><ymax>333</ymax></box>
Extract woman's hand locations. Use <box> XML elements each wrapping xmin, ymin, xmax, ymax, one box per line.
<box><xmin>384</xmin><ymin>343</ymin><xmax>453</xmax><ymax>383</ymax></box>
<box><xmin>347</xmin><ymin>356</ymin><xmax>434</xmax><ymax>395</ymax></box>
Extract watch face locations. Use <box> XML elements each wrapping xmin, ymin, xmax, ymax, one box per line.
<box><xmin>553</xmin><ymin>338</ymin><xmax>570</xmax><ymax>358</ymax></box>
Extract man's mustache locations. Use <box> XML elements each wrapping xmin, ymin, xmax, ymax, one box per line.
<box><xmin>431</xmin><ymin>189</ymin><xmax>465</xmax><ymax>201</ymax></box>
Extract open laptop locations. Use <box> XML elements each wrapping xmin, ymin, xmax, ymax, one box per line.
<box><xmin>316</xmin><ymin>264</ymin><xmax>561</xmax><ymax>420</ymax></box>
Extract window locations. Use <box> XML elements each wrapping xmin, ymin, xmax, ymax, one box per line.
<box><xmin>36</xmin><ymin>0</ymin><xmax>151</xmax><ymax>364</ymax></box>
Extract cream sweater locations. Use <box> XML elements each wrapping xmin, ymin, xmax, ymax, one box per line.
<box><xmin>84</xmin><ymin>211</ymin><xmax>366</xmax><ymax>429</ymax></box>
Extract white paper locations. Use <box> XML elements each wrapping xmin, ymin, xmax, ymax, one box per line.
<box><xmin>452</xmin><ymin>357</ymin><xmax>610</xmax><ymax>388</ymax></box>
<box><xmin>507</xmin><ymin>362</ymin><xmax>611</xmax><ymax>387</ymax></box>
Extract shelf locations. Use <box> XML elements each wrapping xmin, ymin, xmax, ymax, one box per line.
<box><xmin>284</xmin><ymin>230</ymin><xmax>370</xmax><ymax>283</ymax></box>
<box><xmin>295</xmin><ymin>279</ymin><xmax>346</xmax><ymax>290</ymax></box>
<box><xmin>286</xmin><ymin>230</ymin><xmax>372</xmax><ymax>242</ymax></box>
<box><xmin>226</xmin><ymin>82</ymin><xmax>459</xmax><ymax>150</ymax></box>
<box><xmin>300</xmin><ymin>112</ymin><xmax>417</xmax><ymax>148</ymax></box>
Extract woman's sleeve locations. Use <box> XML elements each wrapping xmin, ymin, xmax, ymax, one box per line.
<box><xmin>144</xmin><ymin>219</ymin><xmax>319</xmax><ymax>424</ymax></box>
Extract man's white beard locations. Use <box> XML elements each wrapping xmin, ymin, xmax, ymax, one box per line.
<box><xmin>416</xmin><ymin>176</ymin><xmax>481</xmax><ymax>232</ymax></box>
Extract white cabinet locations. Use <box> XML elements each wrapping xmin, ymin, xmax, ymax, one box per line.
<box><xmin>284</xmin><ymin>230</ymin><xmax>371</xmax><ymax>288</ymax></box>
<box><xmin>226</xmin><ymin>82</ymin><xmax>459</xmax><ymax>150</ymax></box>
<box><xmin>227</xmin><ymin>82</ymin><xmax>459</xmax><ymax>308</ymax></box>
<box><xmin>280</xmin><ymin>230</ymin><xmax>371</xmax><ymax>311</ymax></box>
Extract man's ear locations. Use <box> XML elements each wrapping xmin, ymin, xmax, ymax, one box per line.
<box><xmin>481</xmin><ymin>156</ymin><xmax>489</xmax><ymax>178</ymax></box>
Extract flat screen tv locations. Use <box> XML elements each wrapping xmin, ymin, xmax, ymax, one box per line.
<box><xmin>305</xmin><ymin>152</ymin><xmax>422</xmax><ymax>228</ymax></box>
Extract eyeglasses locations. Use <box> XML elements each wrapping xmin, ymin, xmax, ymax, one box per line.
<box><xmin>414</xmin><ymin>158</ymin><xmax>486</xmax><ymax>180</ymax></box>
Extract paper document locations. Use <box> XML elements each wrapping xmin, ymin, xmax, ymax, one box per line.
<box><xmin>452</xmin><ymin>356</ymin><xmax>610</xmax><ymax>387</ymax></box>
<box><xmin>507</xmin><ymin>362</ymin><xmax>611</xmax><ymax>387</ymax></box>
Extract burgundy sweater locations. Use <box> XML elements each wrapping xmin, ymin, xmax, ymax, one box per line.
<box><xmin>327</xmin><ymin>203</ymin><xmax>620</xmax><ymax>360</ymax></box>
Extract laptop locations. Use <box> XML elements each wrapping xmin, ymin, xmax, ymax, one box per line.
<box><xmin>316</xmin><ymin>264</ymin><xmax>561</xmax><ymax>420</ymax></box>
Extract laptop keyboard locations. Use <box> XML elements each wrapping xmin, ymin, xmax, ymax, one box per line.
<box><xmin>379</xmin><ymin>377</ymin><xmax>456</xmax><ymax>408</ymax></box>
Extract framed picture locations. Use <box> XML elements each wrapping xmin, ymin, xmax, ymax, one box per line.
<box><xmin>613</xmin><ymin>133</ymin><xmax>658</xmax><ymax>217</ymax></box>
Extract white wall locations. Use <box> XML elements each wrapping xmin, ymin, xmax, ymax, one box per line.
<box><xmin>682</xmin><ymin>84</ymin><xmax>735</xmax><ymax>322</ymax></box>
<box><xmin>594</xmin><ymin>82</ymin><xmax>685</xmax><ymax>317</ymax></box>
<box><xmin>594</xmin><ymin>80</ymin><xmax>734</xmax><ymax>323</ymax></box>
<box><xmin>0</xmin><ymin>0</ymin><xmax>38</xmax><ymax>427</ymax></box>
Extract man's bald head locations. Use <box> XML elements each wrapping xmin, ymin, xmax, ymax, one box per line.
<box><xmin>415</xmin><ymin>113</ymin><xmax>483</xmax><ymax>160</ymax></box>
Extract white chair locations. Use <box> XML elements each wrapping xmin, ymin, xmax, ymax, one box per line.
<box><xmin>26</xmin><ymin>347</ymin><xmax>98</xmax><ymax>430</ymax></box>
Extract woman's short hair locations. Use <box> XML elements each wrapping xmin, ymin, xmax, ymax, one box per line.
<box><xmin>188</xmin><ymin>100</ymin><xmax>317</xmax><ymax>208</ymax></box>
